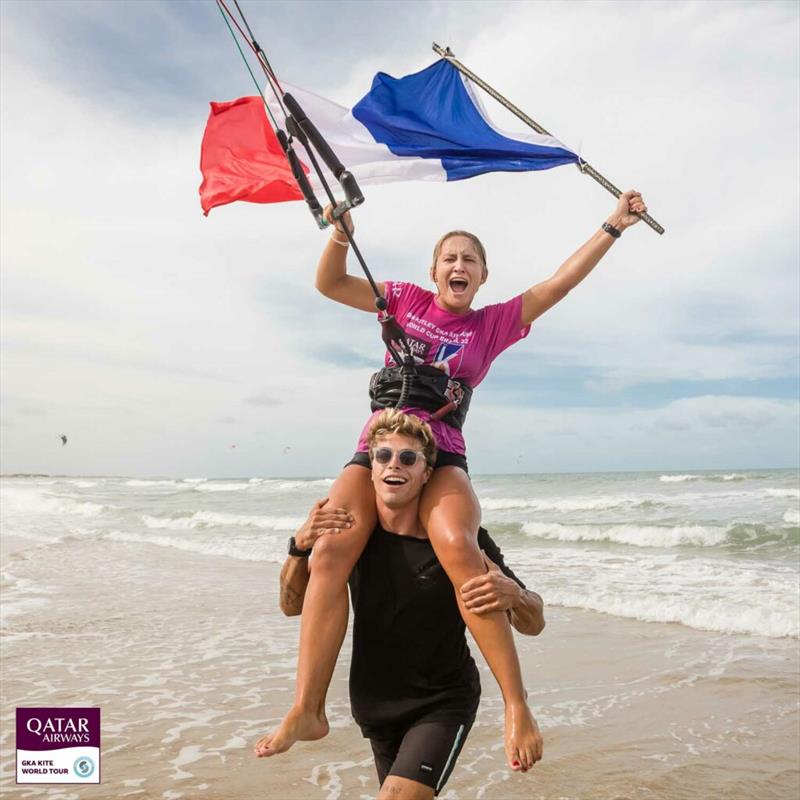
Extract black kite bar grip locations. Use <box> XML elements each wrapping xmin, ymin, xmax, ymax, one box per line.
<box><xmin>276</xmin><ymin>130</ymin><xmax>327</xmax><ymax>229</ymax></box>
<box><xmin>283</xmin><ymin>92</ymin><xmax>365</xmax><ymax>210</ymax></box>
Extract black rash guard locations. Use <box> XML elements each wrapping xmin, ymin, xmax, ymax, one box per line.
<box><xmin>348</xmin><ymin>525</ymin><xmax>525</xmax><ymax>737</ymax></box>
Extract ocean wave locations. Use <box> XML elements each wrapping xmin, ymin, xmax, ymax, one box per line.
<box><xmin>765</xmin><ymin>488</ymin><xmax>800</xmax><ymax>499</ymax></box>
<box><xmin>191</xmin><ymin>482</ymin><xmax>253</xmax><ymax>493</ymax></box>
<box><xmin>0</xmin><ymin>487</ymin><xmax>107</xmax><ymax>519</ymax></box>
<box><xmin>783</xmin><ymin>508</ymin><xmax>800</xmax><ymax>525</ymax></box>
<box><xmin>275</xmin><ymin>479</ymin><xmax>335</xmax><ymax>491</ymax></box>
<box><xmin>104</xmin><ymin>531</ymin><xmax>284</xmax><ymax>563</ymax></box>
<box><xmin>521</xmin><ymin>521</ymin><xmax>729</xmax><ymax>548</ymax></box>
<box><xmin>659</xmin><ymin>473</ymin><xmax>749</xmax><ymax>483</ymax></box>
<box><xmin>481</xmin><ymin>495</ymin><xmax>660</xmax><ymax>512</ymax></box>
<box><xmin>124</xmin><ymin>479</ymin><xmax>181</xmax><ymax>487</ymax></box>
<box><xmin>545</xmin><ymin>587</ymin><xmax>799</xmax><ymax>638</ymax></box>
<box><xmin>141</xmin><ymin>512</ymin><xmax>303</xmax><ymax>531</ymax></box>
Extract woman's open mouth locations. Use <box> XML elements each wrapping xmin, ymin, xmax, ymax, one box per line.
<box><xmin>449</xmin><ymin>277</ymin><xmax>469</xmax><ymax>294</ymax></box>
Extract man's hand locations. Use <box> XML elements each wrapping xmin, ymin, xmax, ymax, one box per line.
<box><xmin>294</xmin><ymin>498</ymin><xmax>354</xmax><ymax>552</ymax></box>
<box><xmin>460</xmin><ymin>552</ymin><xmax>523</xmax><ymax>615</ymax></box>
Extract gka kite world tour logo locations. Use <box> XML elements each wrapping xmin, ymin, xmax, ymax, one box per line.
<box><xmin>16</xmin><ymin>707</ymin><xmax>100</xmax><ymax>784</ymax></box>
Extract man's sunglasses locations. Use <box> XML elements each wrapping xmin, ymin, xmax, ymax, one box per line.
<box><xmin>372</xmin><ymin>447</ymin><xmax>427</xmax><ymax>467</ymax></box>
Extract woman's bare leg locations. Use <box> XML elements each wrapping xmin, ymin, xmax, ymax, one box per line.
<box><xmin>255</xmin><ymin>465</ymin><xmax>376</xmax><ymax>757</ymax></box>
<box><xmin>420</xmin><ymin>467</ymin><xmax>541</xmax><ymax>772</ymax></box>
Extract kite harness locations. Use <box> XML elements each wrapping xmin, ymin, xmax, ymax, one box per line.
<box><xmin>215</xmin><ymin>0</ymin><xmax>471</xmax><ymax>425</ymax></box>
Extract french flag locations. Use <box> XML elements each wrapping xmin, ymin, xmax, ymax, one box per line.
<box><xmin>199</xmin><ymin>59</ymin><xmax>578</xmax><ymax>215</ymax></box>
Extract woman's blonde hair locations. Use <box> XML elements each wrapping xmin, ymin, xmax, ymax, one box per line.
<box><xmin>430</xmin><ymin>230</ymin><xmax>488</xmax><ymax>282</ymax></box>
<box><xmin>367</xmin><ymin>409</ymin><xmax>438</xmax><ymax>466</ymax></box>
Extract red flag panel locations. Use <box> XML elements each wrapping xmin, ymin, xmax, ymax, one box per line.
<box><xmin>199</xmin><ymin>96</ymin><xmax>305</xmax><ymax>215</ymax></box>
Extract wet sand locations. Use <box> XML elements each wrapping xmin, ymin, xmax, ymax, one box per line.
<box><xmin>1</xmin><ymin>534</ymin><xmax>798</xmax><ymax>799</ymax></box>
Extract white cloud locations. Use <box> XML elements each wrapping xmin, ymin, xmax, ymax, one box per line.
<box><xmin>1</xmin><ymin>0</ymin><xmax>798</xmax><ymax>476</ymax></box>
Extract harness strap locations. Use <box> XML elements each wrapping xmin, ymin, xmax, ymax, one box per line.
<box><xmin>369</xmin><ymin>366</ymin><xmax>473</xmax><ymax>430</ymax></box>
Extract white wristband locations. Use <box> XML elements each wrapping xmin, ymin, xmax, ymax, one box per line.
<box><xmin>330</xmin><ymin>234</ymin><xmax>350</xmax><ymax>247</ymax></box>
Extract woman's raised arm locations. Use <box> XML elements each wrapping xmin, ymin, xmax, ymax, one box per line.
<box><xmin>520</xmin><ymin>189</ymin><xmax>647</xmax><ymax>327</ymax></box>
<box><xmin>315</xmin><ymin>206</ymin><xmax>385</xmax><ymax>313</ymax></box>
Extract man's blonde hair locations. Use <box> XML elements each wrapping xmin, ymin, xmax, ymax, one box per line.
<box><xmin>367</xmin><ymin>409</ymin><xmax>438</xmax><ymax>466</ymax></box>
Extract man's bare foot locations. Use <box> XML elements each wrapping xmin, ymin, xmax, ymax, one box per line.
<box><xmin>504</xmin><ymin>703</ymin><xmax>543</xmax><ymax>772</ymax></box>
<box><xmin>254</xmin><ymin>706</ymin><xmax>329</xmax><ymax>758</ymax></box>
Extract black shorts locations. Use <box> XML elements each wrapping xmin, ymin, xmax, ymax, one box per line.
<box><xmin>369</xmin><ymin>718</ymin><xmax>474</xmax><ymax>795</ymax></box>
<box><xmin>346</xmin><ymin>450</ymin><xmax>469</xmax><ymax>473</ymax></box>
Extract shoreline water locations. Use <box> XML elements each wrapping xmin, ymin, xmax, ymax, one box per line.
<box><xmin>1</xmin><ymin>531</ymin><xmax>798</xmax><ymax>800</ymax></box>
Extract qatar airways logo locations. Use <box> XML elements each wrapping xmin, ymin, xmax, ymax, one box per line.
<box><xmin>25</xmin><ymin>716</ymin><xmax>90</xmax><ymax>744</ymax></box>
<box><xmin>16</xmin><ymin>707</ymin><xmax>100</xmax><ymax>784</ymax></box>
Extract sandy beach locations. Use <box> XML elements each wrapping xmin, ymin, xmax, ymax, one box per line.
<box><xmin>2</xmin><ymin>530</ymin><xmax>798</xmax><ymax>800</ymax></box>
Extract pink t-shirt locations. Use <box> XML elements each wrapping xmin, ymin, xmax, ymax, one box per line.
<box><xmin>356</xmin><ymin>281</ymin><xmax>531</xmax><ymax>456</ymax></box>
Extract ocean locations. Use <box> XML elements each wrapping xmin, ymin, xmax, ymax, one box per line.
<box><xmin>1</xmin><ymin>468</ymin><xmax>799</xmax><ymax>799</ymax></box>
<box><xmin>3</xmin><ymin>469</ymin><xmax>798</xmax><ymax>639</ymax></box>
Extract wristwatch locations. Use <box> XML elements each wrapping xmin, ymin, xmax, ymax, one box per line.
<box><xmin>288</xmin><ymin>536</ymin><xmax>312</xmax><ymax>558</ymax></box>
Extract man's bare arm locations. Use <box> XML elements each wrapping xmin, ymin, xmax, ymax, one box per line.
<box><xmin>459</xmin><ymin>553</ymin><xmax>545</xmax><ymax>636</ymax></box>
<box><xmin>279</xmin><ymin>556</ymin><xmax>310</xmax><ymax>616</ymax></box>
<box><xmin>278</xmin><ymin>498</ymin><xmax>354</xmax><ymax>616</ymax></box>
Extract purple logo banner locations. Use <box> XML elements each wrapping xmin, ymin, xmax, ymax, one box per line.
<box><xmin>17</xmin><ymin>708</ymin><xmax>100</xmax><ymax>751</ymax></box>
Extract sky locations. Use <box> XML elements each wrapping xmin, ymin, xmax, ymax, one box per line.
<box><xmin>1</xmin><ymin>0</ymin><xmax>798</xmax><ymax>478</ymax></box>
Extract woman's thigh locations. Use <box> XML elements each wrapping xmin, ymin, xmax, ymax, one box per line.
<box><xmin>309</xmin><ymin>464</ymin><xmax>377</xmax><ymax>574</ymax></box>
<box><xmin>419</xmin><ymin>466</ymin><xmax>481</xmax><ymax>539</ymax></box>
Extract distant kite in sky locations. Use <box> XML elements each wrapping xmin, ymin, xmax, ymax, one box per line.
<box><xmin>60</xmin><ymin>435</ymin><xmax>68</xmax><ymax>446</ymax></box>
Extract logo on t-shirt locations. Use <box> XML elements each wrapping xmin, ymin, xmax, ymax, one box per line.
<box><xmin>388</xmin><ymin>336</ymin><xmax>430</xmax><ymax>366</ymax></box>
<box><xmin>432</xmin><ymin>343</ymin><xmax>464</xmax><ymax>375</ymax></box>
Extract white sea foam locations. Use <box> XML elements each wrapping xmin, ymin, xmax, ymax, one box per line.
<box><xmin>0</xmin><ymin>572</ymin><xmax>55</xmax><ymax>624</ymax></box>
<box><xmin>521</xmin><ymin>521</ymin><xmax>729</xmax><ymax>548</ymax></box>
<box><xmin>481</xmin><ymin>495</ymin><xmax>658</xmax><ymax>512</ymax></box>
<box><xmin>191</xmin><ymin>482</ymin><xmax>252</xmax><ymax>492</ymax></box>
<box><xmin>276</xmin><ymin>479</ymin><xmax>335</xmax><ymax>490</ymax></box>
<box><xmin>182</xmin><ymin>478</ymin><xmax>207</xmax><ymax>484</ymax></box>
<box><xmin>545</xmin><ymin>585</ymin><xmax>799</xmax><ymax>638</ymax></box>
<box><xmin>765</xmin><ymin>488</ymin><xmax>800</xmax><ymax>499</ymax></box>
<box><xmin>783</xmin><ymin>508</ymin><xmax>800</xmax><ymax>525</ymax></box>
<box><xmin>104</xmin><ymin>531</ymin><xmax>284</xmax><ymax>563</ymax></box>
<box><xmin>659</xmin><ymin>473</ymin><xmax>749</xmax><ymax>483</ymax></box>
<box><xmin>124</xmin><ymin>479</ymin><xmax>180</xmax><ymax>487</ymax></box>
<box><xmin>141</xmin><ymin>512</ymin><xmax>303</xmax><ymax>531</ymax></box>
<box><xmin>0</xmin><ymin>487</ymin><xmax>106</xmax><ymax>518</ymax></box>
<box><xmin>509</xmin><ymin>546</ymin><xmax>800</xmax><ymax>638</ymax></box>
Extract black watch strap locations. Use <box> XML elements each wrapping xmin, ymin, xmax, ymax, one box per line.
<box><xmin>602</xmin><ymin>221</ymin><xmax>622</xmax><ymax>239</ymax></box>
<box><xmin>288</xmin><ymin>536</ymin><xmax>312</xmax><ymax>558</ymax></box>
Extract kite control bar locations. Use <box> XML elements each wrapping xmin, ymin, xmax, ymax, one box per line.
<box><xmin>283</xmin><ymin>93</ymin><xmax>365</xmax><ymax>226</ymax></box>
<box><xmin>216</xmin><ymin>0</ymin><xmax>417</xmax><ymax>376</ymax></box>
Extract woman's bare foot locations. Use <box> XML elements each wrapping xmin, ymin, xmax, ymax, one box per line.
<box><xmin>253</xmin><ymin>707</ymin><xmax>329</xmax><ymax>758</ymax></box>
<box><xmin>504</xmin><ymin>703</ymin><xmax>543</xmax><ymax>772</ymax></box>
